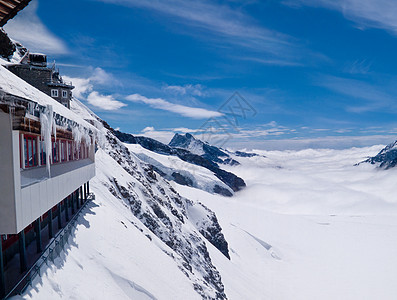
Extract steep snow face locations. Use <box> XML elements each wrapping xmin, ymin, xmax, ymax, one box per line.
<box><xmin>363</xmin><ymin>140</ymin><xmax>397</xmax><ymax>169</ymax></box>
<box><xmin>57</xmin><ymin>100</ymin><xmax>229</xmax><ymax>299</ymax></box>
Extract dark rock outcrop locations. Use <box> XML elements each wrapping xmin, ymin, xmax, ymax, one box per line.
<box><xmin>363</xmin><ymin>141</ymin><xmax>397</xmax><ymax>169</ymax></box>
<box><xmin>0</xmin><ymin>29</ymin><xmax>15</xmax><ymax>59</ymax></box>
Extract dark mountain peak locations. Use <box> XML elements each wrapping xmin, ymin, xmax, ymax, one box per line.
<box><xmin>363</xmin><ymin>140</ymin><xmax>397</xmax><ymax>169</ymax></box>
<box><xmin>169</xmin><ymin>132</ymin><xmax>196</xmax><ymax>148</ymax></box>
<box><xmin>185</xmin><ymin>132</ymin><xmax>194</xmax><ymax>139</ymax></box>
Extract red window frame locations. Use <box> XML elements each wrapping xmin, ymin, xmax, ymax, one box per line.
<box><xmin>52</xmin><ymin>139</ymin><xmax>59</xmax><ymax>163</ymax></box>
<box><xmin>40</xmin><ymin>138</ymin><xmax>47</xmax><ymax>165</ymax></box>
<box><xmin>22</xmin><ymin>134</ymin><xmax>39</xmax><ymax>168</ymax></box>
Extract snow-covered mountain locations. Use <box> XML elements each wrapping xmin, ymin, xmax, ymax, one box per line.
<box><xmin>113</xmin><ymin>130</ymin><xmax>246</xmax><ymax>196</ymax></box>
<box><xmin>363</xmin><ymin>140</ymin><xmax>397</xmax><ymax>169</ymax></box>
<box><xmin>71</xmin><ymin>99</ymin><xmax>231</xmax><ymax>299</ymax></box>
<box><xmin>169</xmin><ymin>133</ymin><xmax>239</xmax><ymax>166</ymax></box>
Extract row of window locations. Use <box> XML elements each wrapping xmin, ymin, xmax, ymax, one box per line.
<box><xmin>51</xmin><ymin>89</ymin><xmax>68</xmax><ymax>98</ymax></box>
<box><xmin>21</xmin><ymin>134</ymin><xmax>90</xmax><ymax>169</ymax></box>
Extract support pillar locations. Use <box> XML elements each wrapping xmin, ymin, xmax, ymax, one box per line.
<box><xmin>71</xmin><ymin>193</ymin><xmax>76</xmax><ymax>214</ymax></box>
<box><xmin>18</xmin><ymin>231</ymin><xmax>27</xmax><ymax>272</ymax></box>
<box><xmin>57</xmin><ymin>203</ymin><xmax>62</xmax><ymax>229</ymax></box>
<box><xmin>83</xmin><ymin>184</ymin><xmax>87</xmax><ymax>202</ymax></box>
<box><xmin>48</xmin><ymin>209</ymin><xmax>53</xmax><ymax>239</ymax></box>
<box><xmin>87</xmin><ymin>181</ymin><xmax>90</xmax><ymax>195</ymax></box>
<box><xmin>80</xmin><ymin>186</ymin><xmax>83</xmax><ymax>206</ymax></box>
<box><xmin>65</xmin><ymin>197</ymin><xmax>70</xmax><ymax>221</ymax></box>
<box><xmin>0</xmin><ymin>236</ymin><xmax>5</xmax><ymax>298</ymax></box>
<box><xmin>34</xmin><ymin>218</ymin><xmax>42</xmax><ymax>253</ymax></box>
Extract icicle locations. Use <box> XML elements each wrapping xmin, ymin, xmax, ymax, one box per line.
<box><xmin>40</xmin><ymin>105</ymin><xmax>54</xmax><ymax>176</ymax></box>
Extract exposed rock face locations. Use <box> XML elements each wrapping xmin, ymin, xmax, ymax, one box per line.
<box><xmin>234</xmin><ymin>150</ymin><xmax>258</xmax><ymax>158</ymax></box>
<box><xmin>363</xmin><ymin>141</ymin><xmax>397</xmax><ymax>169</ymax></box>
<box><xmin>0</xmin><ymin>29</ymin><xmax>15</xmax><ymax>59</ymax></box>
<box><xmin>169</xmin><ymin>133</ymin><xmax>240</xmax><ymax>166</ymax></box>
<box><xmin>93</xmin><ymin>118</ymin><xmax>231</xmax><ymax>299</ymax></box>
<box><xmin>113</xmin><ymin>130</ymin><xmax>246</xmax><ymax>194</ymax></box>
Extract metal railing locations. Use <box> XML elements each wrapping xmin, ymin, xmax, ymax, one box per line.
<box><xmin>4</xmin><ymin>193</ymin><xmax>95</xmax><ymax>299</ymax></box>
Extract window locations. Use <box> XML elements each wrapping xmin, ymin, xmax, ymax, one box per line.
<box><xmin>62</xmin><ymin>90</ymin><xmax>68</xmax><ymax>98</ymax></box>
<box><xmin>51</xmin><ymin>89</ymin><xmax>58</xmax><ymax>97</ymax></box>
<box><xmin>74</xmin><ymin>142</ymin><xmax>79</xmax><ymax>160</ymax></box>
<box><xmin>22</xmin><ymin>135</ymin><xmax>38</xmax><ymax>168</ymax></box>
<box><xmin>68</xmin><ymin>141</ymin><xmax>73</xmax><ymax>161</ymax></box>
<box><xmin>52</xmin><ymin>139</ymin><xmax>59</xmax><ymax>163</ymax></box>
<box><xmin>61</xmin><ymin>140</ymin><xmax>67</xmax><ymax>162</ymax></box>
<box><xmin>40</xmin><ymin>139</ymin><xmax>46</xmax><ymax>165</ymax></box>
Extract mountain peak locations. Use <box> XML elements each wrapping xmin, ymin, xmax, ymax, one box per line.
<box><xmin>169</xmin><ymin>132</ymin><xmax>198</xmax><ymax>149</ymax></box>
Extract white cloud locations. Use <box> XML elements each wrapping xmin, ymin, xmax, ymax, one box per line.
<box><xmin>288</xmin><ymin>0</ymin><xmax>397</xmax><ymax>35</ymax></box>
<box><xmin>87</xmin><ymin>91</ymin><xmax>127</xmax><ymax>111</ymax></box>
<box><xmin>137</xmin><ymin>127</ymin><xmax>176</xmax><ymax>143</ymax></box>
<box><xmin>4</xmin><ymin>1</ymin><xmax>68</xmax><ymax>54</ymax></box>
<box><xmin>90</xmin><ymin>67</ymin><xmax>117</xmax><ymax>85</ymax></box>
<box><xmin>163</xmin><ymin>84</ymin><xmax>204</xmax><ymax>97</ymax></box>
<box><xmin>126</xmin><ymin>93</ymin><xmax>223</xmax><ymax>119</ymax></box>
<box><xmin>64</xmin><ymin>77</ymin><xmax>92</xmax><ymax>99</ymax></box>
<box><xmin>65</xmin><ymin>68</ymin><xmax>126</xmax><ymax>111</ymax></box>
<box><xmin>142</xmin><ymin>126</ymin><xmax>155</xmax><ymax>133</ymax></box>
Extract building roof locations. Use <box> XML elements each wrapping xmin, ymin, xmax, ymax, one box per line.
<box><xmin>0</xmin><ymin>64</ymin><xmax>95</xmax><ymax>132</ymax></box>
<box><xmin>0</xmin><ymin>0</ymin><xmax>31</xmax><ymax>27</ymax></box>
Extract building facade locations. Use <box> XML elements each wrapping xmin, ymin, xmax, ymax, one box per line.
<box><xmin>7</xmin><ymin>53</ymin><xmax>74</xmax><ymax>109</ymax></box>
<box><xmin>0</xmin><ymin>73</ymin><xmax>95</xmax><ymax>298</ymax></box>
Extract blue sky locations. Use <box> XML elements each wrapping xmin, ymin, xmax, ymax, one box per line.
<box><xmin>5</xmin><ymin>0</ymin><xmax>397</xmax><ymax>149</ymax></box>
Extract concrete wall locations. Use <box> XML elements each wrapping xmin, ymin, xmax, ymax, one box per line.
<box><xmin>16</xmin><ymin>161</ymin><xmax>95</xmax><ymax>233</ymax></box>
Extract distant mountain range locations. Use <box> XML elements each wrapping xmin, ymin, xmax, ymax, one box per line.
<box><xmin>112</xmin><ymin>130</ymin><xmax>248</xmax><ymax>196</ymax></box>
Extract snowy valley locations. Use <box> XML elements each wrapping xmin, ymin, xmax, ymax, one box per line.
<box><xmin>15</xmin><ymin>99</ymin><xmax>397</xmax><ymax>300</ymax></box>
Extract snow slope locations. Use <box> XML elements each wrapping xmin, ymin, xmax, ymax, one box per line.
<box><xmin>18</xmin><ymin>100</ymin><xmax>230</xmax><ymax>300</ymax></box>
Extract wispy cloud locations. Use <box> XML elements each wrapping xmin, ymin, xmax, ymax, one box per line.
<box><xmin>95</xmin><ymin>0</ymin><xmax>307</xmax><ymax>65</ymax></box>
<box><xmin>344</xmin><ymin>59</ymin><xmax>372</xmax><ymax>75</ymax></box>
<box><xmin>126</xmin><ymin>93</ymin><xmax>223</xmax><ymax>119</ymax></box>
<box><xmin>314</xmin><ymin>75</ymin><xmax>395</xmax><ymax>113</ymax></box>
<box><xmin>163</xmin><ymin>84</ymin><xmax>204</xmax><ymax>97</ymax></box>
<box><xmin>4</xmin><ymin>1</ymin><xmax>68</xmax><ymax>54</ymax></box>
<box><xmin>286</xmin><ymin>0</ymin><xmax>397</xmax><ymax>35</ymax></box>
